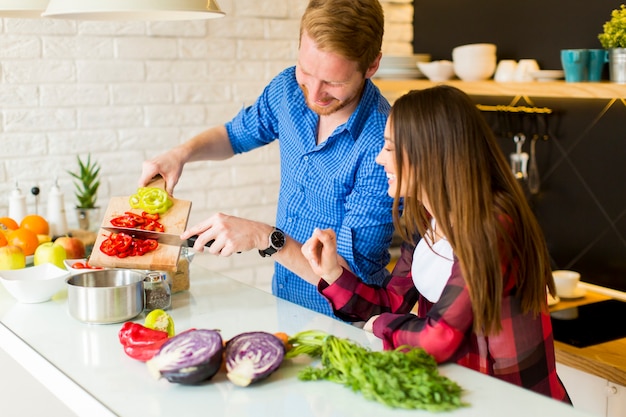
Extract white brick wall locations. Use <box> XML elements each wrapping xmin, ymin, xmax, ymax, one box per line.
<box><xmin>0</xmin><ymin>0</ymin><xmax>413</xmax><ymax>292</ymax></box>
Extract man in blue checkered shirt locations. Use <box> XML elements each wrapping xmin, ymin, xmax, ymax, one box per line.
<box><xmin>139</xmin><ymin>0</ymin><xmax>394</xmax><ymax>318</ymax></box>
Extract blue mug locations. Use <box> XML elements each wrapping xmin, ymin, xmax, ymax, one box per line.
<box><xmin>561</xmin><ymin>49</ymin><xmax>590</xmax><ymax>82</ymax></box>
<box><xmin>587</xmin><ymin>49</ymin><xmax>609</xmax><ymax>82</ymax></box>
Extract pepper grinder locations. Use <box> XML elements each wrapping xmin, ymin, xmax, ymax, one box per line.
<box><xmin>31</xmin><ymin>186</ymin><xmax>40</xmax><ymax>214</ymax></box>
<box><xmin>8</xmin><ymin>182</ymin><xmax>26</xmax><ymax>224</ymax></box>
<box><xmin>47</xmin><ymin>178</ymin><xmax>68</xmax><ymax>237</ymax></box>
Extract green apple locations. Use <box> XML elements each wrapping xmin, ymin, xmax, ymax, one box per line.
<box><xmin>0</xmin><ymin>245</ymin><xmax>26</xmax><ymax>270</ymax></box>
<box><xmin>34</xmin><ymin>242</ymin><xmax>67</xmax><ymax>269</ymax></box>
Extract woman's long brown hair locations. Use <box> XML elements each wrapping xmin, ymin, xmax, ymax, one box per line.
<box><xmin>390</xmin><ymin>85</ymin><xmax>555</xmax><ymax>334</ymax></box>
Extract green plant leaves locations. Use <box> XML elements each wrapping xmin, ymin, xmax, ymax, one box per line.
<box><xmin>67</xmin><ymin>154</ymin><xmax>101</xmax><ymax>208</ymax></box>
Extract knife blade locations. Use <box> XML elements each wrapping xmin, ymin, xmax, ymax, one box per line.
<box><xmin>101</xmin><ymin>226</ymin><xmax>213</xmax><ymax>247</ymax></box>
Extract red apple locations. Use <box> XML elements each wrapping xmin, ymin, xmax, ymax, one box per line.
<box><xmin>34</xmin><ymin>242</ymin><xmax>67</xmax><ymax>269</ymax></box>
<box><xmin>0</xmin><ymin>245</ymin><xmax>26</xmax><ymax>270</ymax></box>
<box><xmin>54</xmin><ymin>236</ymin><xmax>86</xmax><ymax>259</ymax></box>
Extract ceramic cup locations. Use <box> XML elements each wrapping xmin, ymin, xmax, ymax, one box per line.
<box><xmin>561</xmin><ymin>49</ymin><xmax>590</xmax><ymax>82</ymax></box>
<box><xmin>513</xmin><ymin>59</ymin><xmax>539</xmax><ymax>82</ymax></box>
<box><xmin>587</xmin><ymin>49</ymin><xmax>609</xmax><ymax>82</ymax></box>
<box><xmin>494</xmin><ymin>60</ymin><xmax>518</xmax><ymax>82</ymax></box>
<box><xmin>552</xmin><ymin>270</ymin><xmax>581</xmax><ymax>298</ymax></box>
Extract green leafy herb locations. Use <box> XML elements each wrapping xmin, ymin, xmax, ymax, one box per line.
<box><xmin>286</xmin><ymin>330</ymin><xmax>466</xmax><ymax>412</ymax></box>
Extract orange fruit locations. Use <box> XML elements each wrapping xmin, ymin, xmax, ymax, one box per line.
<box><xmin>0</xmin><ymin>232</ymin><xmax>7</xmax><ymax>247</ymax></box>
<box><xmin>20</xmin><ymin>214</ymin><xmax>49</xmax><ymax>236</ymax></box>
<box><xmin>6</xmin><ymin>228</ymin><xmax>40</xmax><ymax>256</ymax></box>
<box><xmin>0</xmin><ymin>217</ymin><xmax>19</xmax><ymax>232</ymax></box>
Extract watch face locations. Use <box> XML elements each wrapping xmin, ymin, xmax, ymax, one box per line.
<box><xmin>271</xmin><ymin>230</ymin><xmax>285</xmax><ymax>248</ymax></box>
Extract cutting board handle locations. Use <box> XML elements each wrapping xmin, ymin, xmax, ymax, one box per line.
<box><xmin>147</xmin><ymin>174</ymin><xmax>166</xmax><ymax>190</ymax></box>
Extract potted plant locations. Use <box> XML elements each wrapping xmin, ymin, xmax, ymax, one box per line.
<box><xmin>598</xmin><ymin>4</ymin><xmax>626</xmax><ymax>83</ymax></box>
<box><xmin>67</xmin><ymin>154</ymin><xmax>101</xmax><ymax>231</ymax></box>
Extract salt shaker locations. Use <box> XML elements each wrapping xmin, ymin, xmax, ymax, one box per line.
<box><xmin>144</xmin><ymin>272</ymin><xmax>171</xmax><ymax>312</ymax></box>
<box><xmin>8</xmin><ymin>182</ymin><xmax>26</xmax><ymax>224</ymax></box>
<box><xmin>47</xmin><ymin>179</ymin><xmax>68</xmax><ymax>237</ymax></box>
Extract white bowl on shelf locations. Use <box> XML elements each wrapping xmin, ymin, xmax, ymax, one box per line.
<box><xmin>452</xmin><ymin>43</ymin><xmax>497</xmax><ymax>81</ymax></box>
<box><xmin>452</xmin><ymin>43</ymin><xmax>497</xmax><ymax>59</ymax></box>
<box><xmin>417</xmin><ymin>60</ymin><xmax>455</xmax><ymax>82</ymax></box>
<box><xmin>453</xmin><ymin>56</ymin><xmax>497</xmax><ymax>81</ymax></box>
<box><xmin>0</xmin><ymin>264</ymin><xmax>70</xmax><ymax>303</ymax></box>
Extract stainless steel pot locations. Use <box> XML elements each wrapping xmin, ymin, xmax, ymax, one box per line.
<box><xmin>67</xmin><ymin>269</ymin><xmax>145</xmax><ymax>324</ymax></box>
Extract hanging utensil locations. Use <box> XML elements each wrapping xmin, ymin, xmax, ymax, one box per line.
<box><xmin>528</xmin><ymin>112</ymin><xmax>551</xmax><ymax>194</ymax></box>
<box><xmin>528</xmin><ymin>134</ymin><xmax>540</xmax><ymax>193</ymax></box>
<box><xmin>510</xmin><ymin>133</ymin><xmax>528</xmax><ymax>180</ymax></box>
<box><xmin>527</xmin><ymin>112</ymin><xmax>541</xmax><ymax>194</ymax></box>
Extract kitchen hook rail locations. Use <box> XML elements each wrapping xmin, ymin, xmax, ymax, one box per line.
<box><xmin>476</xmin><ymin>104</ymin><xmax>553</xmax><ymax>114</ymax></box>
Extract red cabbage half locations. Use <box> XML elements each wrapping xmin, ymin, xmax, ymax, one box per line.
<box><xmin>225</xmin><ymin>331</ymin><xmax>285</xmax><ymax>387</ymax></box>
<box><xmin>147</xmin><ymin>329</ymin><xmax>223</xmax><ymax>385</ymax></box>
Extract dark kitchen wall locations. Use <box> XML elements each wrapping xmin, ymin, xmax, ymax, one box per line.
<box><xmin>413</xmin><ymin>0</ymin><xmax>616</xmax><ymax>71</ymax></box>
<box><xmin>413</xmin><ymin>2</ymin><xmax>626</xmax><ymax>292</ymax></box>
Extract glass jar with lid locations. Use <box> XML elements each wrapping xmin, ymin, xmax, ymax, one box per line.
<box><xmin>144</xmin><ymin>272</ymin><xmax>171</xmax><ymax>311</ymax></box>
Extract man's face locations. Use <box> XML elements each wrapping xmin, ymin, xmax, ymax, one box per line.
<box><xmin>295</xmin><ymin>32</ymin><xmax>365</xmax><ymax>116</ymax></box>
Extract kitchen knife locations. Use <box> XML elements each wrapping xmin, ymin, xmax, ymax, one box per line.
<box><xmin>101</xmin><ymin>226</ymin><xmax>213</xmax><ymax>247</ymax></box>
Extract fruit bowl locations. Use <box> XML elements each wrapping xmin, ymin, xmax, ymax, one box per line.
<box><xmin>0</xmin><ymin>264</ymin><xmax>70</xmax><ymax>303</ymax></box>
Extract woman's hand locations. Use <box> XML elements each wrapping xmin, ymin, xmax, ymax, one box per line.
<box><xmin>301</xmin><ymin>228</ymin><xmax>344</xmax><ymax>284</ymax></box>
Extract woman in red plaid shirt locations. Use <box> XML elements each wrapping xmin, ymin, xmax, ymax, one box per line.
<box><xmin>301</xmin><ymin>85</ymin><xmax>571</xmax><ymax>403</ymax></box>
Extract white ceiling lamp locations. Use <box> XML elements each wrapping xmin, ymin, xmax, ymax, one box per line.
<box><xmin>0</xmin><ymin>0</ymin><xmax>48</xmax><ymax>17</ymax></box>
<box><xmin>42</xmin><ymin>0</ymin><xmax>225</xmax><ymax>21</ymax></box>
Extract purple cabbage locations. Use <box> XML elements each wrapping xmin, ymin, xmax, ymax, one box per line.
<box><xmin>147</xmin><ymin>329</ymin><xmax>223</xmax><ymax>385</ymax></box>
<box><xmin>225</xmin><ymin>331</ymin><xmax>285</xmax><ymax>387</ymax></box>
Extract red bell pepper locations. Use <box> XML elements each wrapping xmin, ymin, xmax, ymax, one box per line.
<box><xmin>100</xmin><ymin>232</ymin><xmax>158</xmax><ymax>258</ymax></box>
<box><xmin>118</xmin><ymin>322</ymin><xmax>169</xmax><ymax>362</ymax></box>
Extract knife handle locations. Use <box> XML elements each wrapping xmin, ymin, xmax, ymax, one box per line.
<box><xmin>186</xmin><ymin>235</ymin><xmax>214</xmax><ymax>247</ymax></box>
<box><xmin>186</xmin><ymin>235</ymin><xmax>239</xmax><ymax>253</ymax></box>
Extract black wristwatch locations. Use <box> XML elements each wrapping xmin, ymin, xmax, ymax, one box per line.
<box><xmin>259</xmin><ymin>227</ymin><xmax>286</xmax><ymax>257</ymax></box>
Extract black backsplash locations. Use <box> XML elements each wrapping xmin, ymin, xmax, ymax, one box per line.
<box><xmin>412</xmin><ymin>1</ymin><xmax>626</xmax><ymax>293</ymax></box>
<box><xmin>413</xmin><ymin>0</ymin><xmax>616</xmax><ymax>70</ymax></box>
<box><xmin>473</xmin><ymin>94</ymin><xmax>626</xmax><ymax>293</ymax></box>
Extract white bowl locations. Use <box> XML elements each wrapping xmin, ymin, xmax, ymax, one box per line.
<box><xmin>452</xmin><ymin>43</ymin><xmax>497</xmax><ymax>58</ymax></box>
<box><xmin>453</xmin><ymin>56</ymin><xmax>497</xmax><ymax>81</ymax></box>
<box><xmin>0</xmin><ymin>264</ymin><xmax>70</xmax><ymax>303</ymax></box>
<box><xmin>417</xmin><ymin>60</ymin><xmax>455</xmax><ymax>81</ymax></box>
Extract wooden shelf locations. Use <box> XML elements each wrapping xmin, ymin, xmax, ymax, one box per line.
<box><xmin>373</xmin><ymin>78</ymin><xmax>626</xmax><ymax>101</ymax></box>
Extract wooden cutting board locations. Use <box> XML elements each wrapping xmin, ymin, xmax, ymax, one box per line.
<box><xmin>88</xmin><ymin>183</ymin><xmax>192</xmax><ymax>272</ymax></box>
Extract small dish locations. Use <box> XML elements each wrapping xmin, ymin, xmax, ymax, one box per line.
<box><xmin>64</xmin><ymin>258</ymin><xmax>106</xmax><ymax>276</ymax></box>
<box><xmin>559</xmin><ymin>286</ymin><xmax>587</xmax><ymax>300</ymax></box>
<box><xmin>530</xmin><ymin>70</ymin><xmax>565</xmax><ymax>81</ymax></box>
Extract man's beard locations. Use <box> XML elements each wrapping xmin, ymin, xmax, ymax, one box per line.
<box><xmin>300</xmin><ymin>85</ymin><xmax>360</xmax><ymax>116</ymax></box>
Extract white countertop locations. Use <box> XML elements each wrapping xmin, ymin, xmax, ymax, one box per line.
<box><xmin>0</xmin><ymin>264</ymin><xmax>595</xmax><ymax>417</ymax></box>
